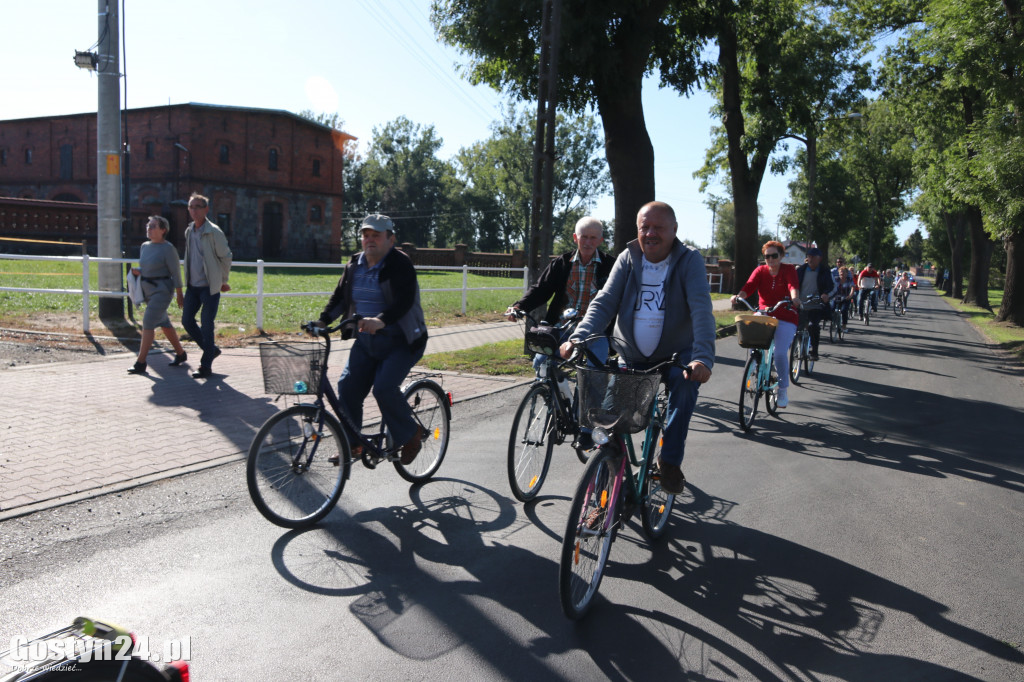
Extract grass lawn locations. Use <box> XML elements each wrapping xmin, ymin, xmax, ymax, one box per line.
<box><xmin>926</xmin><ymin>278</ymin><xmax>1024</xmax><ymax>364</ymax></box>
<box><xmin>425</xmin><ymin>309</ymin><xmax>740</xmax><ymax>377</ymax></box>
<box><xmin>0</xmin><ymin>259</ymin><xmax>523</xmax><ymax>337</ymax></box>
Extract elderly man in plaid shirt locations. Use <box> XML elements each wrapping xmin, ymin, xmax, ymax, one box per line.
<box><xmin>505</xmin><ymin>216</ymin><xmax>613</xmax><ymax>370</ymax></box>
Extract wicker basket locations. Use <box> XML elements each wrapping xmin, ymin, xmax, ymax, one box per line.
<box><xmin>576</xmin><ymin>365</ymin><xmax>661</xmax><ymax>434</ymax></box>
<box><xmin>735</xmin><ymin>314</ymin><xmax>778</xmax><ymax>349</ymax></box>
<box><xmin>259</xmin><ymin>341</ymin><xmax>324</xmax><ymax>394</ymax></box>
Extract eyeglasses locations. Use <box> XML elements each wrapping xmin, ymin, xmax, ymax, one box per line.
<box><xmin>764</xmin><ymin>252</ymin><xmax>781</xmax><ymax>260</ymax></box>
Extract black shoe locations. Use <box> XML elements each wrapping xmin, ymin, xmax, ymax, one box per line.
<box><xmin>192</xmin><ymin>367</ymin><xmax>212</xmax><ymax>379</ymax></box>
<box><xmin>575</xmin><ymin>432</ymin><xmax>594</xmax><ymax>451</ymax></box>
<box><xmin>809</xmin><ymin>351</ymin><xmax>819</xmax><ymax>361</ymax></box>
<box><xmin>169</xmin><ymin>352</ymin><xmax>187</xmax><ymax>366</ymax></box>
<box><xmin>657</xmin><ymin>458</ymin><xmax>686</xmax><ymax>494</ymax></box>
<box><xmin>127</xmin><ymin>361</ymin><xmax>147</xmax><ymax>375</ymax></box>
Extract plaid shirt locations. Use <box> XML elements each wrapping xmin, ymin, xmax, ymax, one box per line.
<box><xmin>565</xmin><ymin>250</ymin><xmax>603</xmax><ymax>314</ymax></box>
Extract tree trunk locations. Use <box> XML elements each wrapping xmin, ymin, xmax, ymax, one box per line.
<box><xmin>996</xmin><ymin>231</ymin><xmax>1024</xmax><ymax>325</ymax></box>
<box><xmin>717</xmin><ymin>11</ymin><xmax>769</xmax><ymax>291</ymax></box>
<box><xmin>720</xmin><ymin>14</ymin><xmax>754</xmax><ymax>290</ymax></box>
<box><xmin>963</xmin><ymin>204</ymin><xmax>994</xmax><ymax>308</ymax></box>
<box><xmin>595</xmin><ymin>88</ymin><xmax>654</xmax><ymax>253</ymax></box>
<box><xmin>944</xmin><ymin>210</ymin><xmax>967</xmax><ymax>299</ymax></box>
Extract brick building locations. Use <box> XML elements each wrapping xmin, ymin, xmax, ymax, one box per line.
<box><xmin>0</xmin><ymin>103</ymin><xmax>355</xmax><ymax>262</ymax></box>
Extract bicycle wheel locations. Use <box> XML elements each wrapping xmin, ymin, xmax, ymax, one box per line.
<box><xmin>507</xmin><ymin>384</ymin><xmax>556</xmax><ymax>502</ymax></box>
<box><xmin>765</xmin><ymin>367</ymin><xmax>780</xmax><ymax>417</ymax></box>
<box><xmin>640</xmin><ymin>426</ymin><xmax>674</xmax><ymax>540</ymax></box>
<box><xmin>828</xmin><ymin>313</ymin><xmax>836</xmax><ymax>343</ymax></box>
<box><xmin>789</xmin><ymin>335</ymin><xmax>802</xmax><ymax>385</ymax></box>
<box><xmin>247</xmin><ymin>405</ymin><xmax>348</xmax><ymax>529</ymax></box>
<box><xmin>804</xmin><ymin>334</ymin><xmax>814</xmax><ymax>376</ymax></box>
<box><xmin>393</xmin><ymin>380</ymin><xmax>450</xmax><ymax>483</ymax></box>
<box><xmin>559</xmin><ymin>447</ymin><xmax>621</xmax><ymax>620</ymax></box>
<box><xmin>835</xmin><ymin>309</ymin><xmax>845</xmax><ymax>342</ymax></box>
<box><xmin>738</xmin><ymin>352</ymin><xmax>760</xmax><ymax>432</ymax></box>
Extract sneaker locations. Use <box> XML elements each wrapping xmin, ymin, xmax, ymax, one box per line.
<box><xmin>400</xmin><ymin>425</ymin><xmax>425</xmax><ymax>465</ymax></box>
<box><xmin>777</xmin><ymin>386</ymin><xmax>789</xmax><ymax>408</ymax></box>
<box><xmin>657</xmin><ymin>459</ymin><xmax>686</xmax><ymax>494</ymax></box>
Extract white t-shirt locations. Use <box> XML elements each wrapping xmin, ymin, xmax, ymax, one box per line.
<box><xmin>633</xmin><ymin>256</ymin><xmax>669</xmax><ymax>357</ymax></box>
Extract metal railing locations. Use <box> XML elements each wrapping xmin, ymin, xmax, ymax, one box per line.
<box><xmin>0</xmin><ymin>254</ymin><xmax>529</xmax><ymax>333</ymax></box>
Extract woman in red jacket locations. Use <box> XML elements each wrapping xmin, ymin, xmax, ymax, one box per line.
<box><xmin>732</xmin><ymin>241</ymin><xmax>801</xmax><ymax>407</ymax></box>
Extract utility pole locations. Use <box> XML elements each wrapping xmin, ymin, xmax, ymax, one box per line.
<box><xmin>527</xmin><ymin>0</ymin><xmax>561</xmax><ymax>285</ymax></box>
<box><xmin>96</xmin><ymin>0</ymin><xmax>123</xmax><ymax>319</ymax></box>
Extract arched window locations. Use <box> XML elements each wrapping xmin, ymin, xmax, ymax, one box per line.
<box><xmin>268</xmin><ymin>148</ymin><xmax>279</xmax><ymax>171</ymax></box>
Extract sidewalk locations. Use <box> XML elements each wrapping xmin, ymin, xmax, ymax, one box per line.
<box><xmin>0</xmin><ymin>321</ymin><xmax>530</xmax><ymax>520</ymax></box>
<box><xmin>0</xmin><ymin>301</ymin><xmax>738</xmax><ymax>520</ymax></box>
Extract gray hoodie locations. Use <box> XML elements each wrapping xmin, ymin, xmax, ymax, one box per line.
<box><xmin>570</xmin><ymin>239</ymin><xmax>715</xmax><ymax>368</ymax></box>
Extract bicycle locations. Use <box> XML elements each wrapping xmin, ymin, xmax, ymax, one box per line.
<box><xmin>828</xmin><ymin>298</ymin><xmax>845</xmax><ymax>343</ymax></box>
<box><xmin>246</xmin><ymin>317</ymin><xmax>452</xmax><ymax>528</ymax></box>
<box><xmin>734</xmin><ymin>298</ymin><xmax>794</xmax><ymax>432</ymax></box>
<box><xmin>894</xmin><ymin>289</ymin><xmax>908</xmax><ymax>316</ymax></box>
<box><xmin>507</xmin><ymin>308</ymin><xmax>590</xmax><ymax>502</ymax></box>
<box><xmin>789</xmin><ymin>296</ymin><xmax>821</xmax><ymax>385</ymax></box>
<box><xmin>558</xmin><ymin>348</ymin><xmax>684</xmax><ymax>620</ymax></box>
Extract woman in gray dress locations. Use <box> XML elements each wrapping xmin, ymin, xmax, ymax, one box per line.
<box><xmin>127</xmin><ymin>216</ymin><xmax>187</xmax><ymax>374</ymax></box>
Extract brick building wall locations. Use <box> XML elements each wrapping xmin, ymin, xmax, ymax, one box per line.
<box><xmin>0</xmin><ymin>103</ymin><xmax>354</xmax><ymax>262</ymax></box>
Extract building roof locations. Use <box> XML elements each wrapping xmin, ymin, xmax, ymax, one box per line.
<box><xmin>0</xmin><ymin>102</ymin><xmax>357</xmax><ymax>141</ymax></box>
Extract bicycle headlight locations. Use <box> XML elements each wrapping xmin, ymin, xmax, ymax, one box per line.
<box><xmin>591</xmin><ymin>427</ymin><xmax>610</xmax><ymax>446</ymax></box>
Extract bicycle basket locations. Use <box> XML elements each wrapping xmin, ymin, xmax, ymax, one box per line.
<box><xmin>525</xmin><ymin>323</ymin><xmax>560</xmax><ymax>356</ymax></box>
<box><xmin>735</xmin><ymin>314</ymin><xmax>778</xmax><ymax>349</ymax></box>
<box><xmin>259</xmin><ymin>341</ymin><xmax>324</xmax><ymax>394</ymax></box>
<box><xmin>576</xmin><ymin>365</ymin><xmax>661</xmax><ymax>434</ymax></box>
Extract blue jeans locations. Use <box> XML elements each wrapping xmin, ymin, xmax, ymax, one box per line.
<box><xmin>338</xmin><ymin>330</ymin><xmax>424</xmax><ymax>447</ymax></box>
<box><xmin>630</xmin><ymin>355</ymin><xmax>700</xmax><ymax>468</ymax></box>
<box><xmin>181</xmin><ymin>286</ymin><xmax>221</xmax><ymax>369</ymax></box>
<box><xmin>858</xmin><ymin>289</ymin><xmax>878</xmax><ymax>316</ymax></box>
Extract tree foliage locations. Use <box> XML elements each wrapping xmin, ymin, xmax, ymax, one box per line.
<box><xmin>432</xmin><ymin>0</ymin><xmax>709</xmax><ymax>251</ymax></box>
<box><xmin>697</xmin><ymin>0</ymin><xmax>871</xmax><ymax>289</ymax></box>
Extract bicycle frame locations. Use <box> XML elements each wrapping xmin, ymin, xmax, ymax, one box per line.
<box><xmin>588</xmin><ymin>380</ymin><xmax>668</xmax><ymax>533</ymax></box>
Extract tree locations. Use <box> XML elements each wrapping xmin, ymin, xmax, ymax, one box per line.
<box><xmin>694</xmin><ymin>0</ymin><xmax>871</xmax><ymax>290</ymax></box>
<box><xmin>454</xmin><ymin>104</ymin><xmax>609</xmax><ymax>251</ymax></box>
<box><xmin>359</xmin><ymin>117</ymin><xmax>453</xmax><ymax>248</ymax></box>
<box><xmin>904</xmin><ymin>229</ymin><xmax>924</xmax><ymax>265</ymax></box>
<box><xmin>432</xmin><ymin>0</ymin><xmax>710</xmax><ymax>251</ymax></box>
<box><xmin>868</xmin><ymin>0</ymin><xmax>1023</xmax><ymax>321</ymax></box>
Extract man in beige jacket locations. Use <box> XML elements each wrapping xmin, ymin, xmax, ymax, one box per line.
<box><xmin>181</xmin><ymin>192</ymin><xmax>232</xmax><ymax>378</ymax></box>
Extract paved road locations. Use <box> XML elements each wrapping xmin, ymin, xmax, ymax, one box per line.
<box><xmin>1</xmin><ymin>284</ymin><xmax>1022</xmax><ymax>680</ymax></box>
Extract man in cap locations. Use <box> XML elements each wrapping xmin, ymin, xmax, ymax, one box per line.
<box><xmin>317</xmin><ymin>214</ymin><xmax>428</xmax><ymax>464</ymax></box>
<box><xmin>796</xmin><ymin>247</ymin><xmax>835</xmax><ymax>360</ymax></box>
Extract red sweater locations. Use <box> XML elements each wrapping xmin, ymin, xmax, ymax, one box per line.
<box><xmin>739</xmin><ymin>264</ymin><xmax>799</xmax><ymax>325</ymax></box>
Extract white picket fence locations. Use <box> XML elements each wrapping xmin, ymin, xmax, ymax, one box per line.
<box><xmin>0</xmin><ymin>254</ymin><xmax>529</xmax><ymax>333</ymax></box>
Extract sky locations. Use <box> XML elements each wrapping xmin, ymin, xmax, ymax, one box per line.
<box><xmin>3</xmin><ymin>0</ymin><xmax>918</xmax><ymax>249</ymax></box>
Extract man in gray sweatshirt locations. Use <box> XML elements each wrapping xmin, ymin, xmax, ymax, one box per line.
<box><xmin>561</xmin><ymin>201</ymin><xmax>715</xmax><ymax>494</ymax></box>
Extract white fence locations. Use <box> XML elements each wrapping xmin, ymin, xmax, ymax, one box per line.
<box><xmin>707</xmin><ymin>272</ymin><xmax>723</xmax><ymax>293</ymax></box>
<box><xmin>0</xmin><ymin>254</ymin><xmax>528</xmax><ymax>333</ymax></box>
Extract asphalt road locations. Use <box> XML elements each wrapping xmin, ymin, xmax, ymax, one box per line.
<box><xmin>1</xmin><ymin>282</ymin><xmax>1022</xmax><ymax>681</ymax></box>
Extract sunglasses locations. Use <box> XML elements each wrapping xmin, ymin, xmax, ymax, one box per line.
<box><xmin>764</xmin><ymin>252</ymin><xmax>781</xmax><ymax>260</ymax></box>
